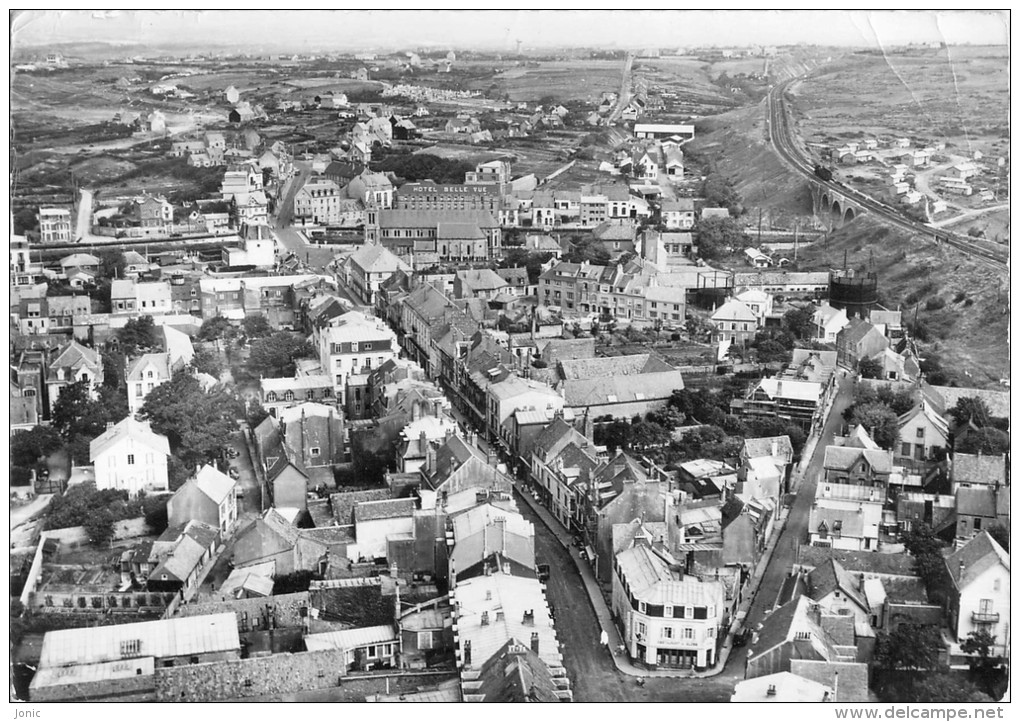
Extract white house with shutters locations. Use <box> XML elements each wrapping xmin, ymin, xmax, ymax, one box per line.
<box><xmin>90</xmin><ymin>417</ymin><xmax>171</xmax><ymax>497</ymax></box>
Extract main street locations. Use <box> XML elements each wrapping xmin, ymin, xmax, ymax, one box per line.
<box><xmin>515</xmin><ymin>488</ymin><xmax>739</xmax><ymax>702</ymax></box>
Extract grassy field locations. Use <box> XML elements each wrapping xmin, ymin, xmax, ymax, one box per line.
<box><xmin>789</xmin><ymin>47</ymin><xmax>1009</xmax><ymax>158</ymax></box>
<box><xmin>470</xmin><ymin>60</ymin><xmax>623</xmax><ymax>102</ymax></box>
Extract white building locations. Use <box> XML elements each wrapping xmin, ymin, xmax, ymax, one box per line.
<box><xmin>807</xmin><ymin>485</ymin><xmax>883</xmax><ymax>551</ymax></box>
<box><xmin>125</xmin><ymin>353</ymin><xmax>172</xmax><ymax>416</ymax></box>
<box><xmin>294</xmin><ymin>179</ymin><xmax>344</xmax><ymax>225</ymax></box>
<box><xmin>612</xmin><ymin>542</ymin><xmax>725</xmax><ymax>669</ymax></box>
<box><xmin>945</xmin><ymin>532</ymin><xmax>1010</xmax><ymax>661</ymax></box>
<box><xmin>38</xmin><ymin>208</ymin><xmax>74</xmax><ymax>244</ymax></box>
<box><xmin>812</xmin><ymin>301</ymin><xmax>850</xmax><ymax>343</ymax></box>
<box><xmin>90</xmin><ymin>417</ymin><xmax>171</xmax><ymax>497</ymax></box>
<box><xmin>317</xmin><ymin>311</ymin><xmax>399</xmax><ymax>401</ymax></box>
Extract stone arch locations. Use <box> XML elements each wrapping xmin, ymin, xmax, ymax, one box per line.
<box><xmin>844</xmin><ymin>206</ymin><xmax>856</xmax><ymax>223</ymax></box>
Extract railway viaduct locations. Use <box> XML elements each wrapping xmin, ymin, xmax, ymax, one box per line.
<box><xmin>810</xmin><ymin>183</ymin><xmax>866</xmax><ymax>229</ymax></box>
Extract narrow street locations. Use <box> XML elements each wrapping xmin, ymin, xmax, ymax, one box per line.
<box><xmin>515</xmin><ymin>489</ymin><xmax>738</xmax><ymax>702</ymax></box>
<box><xmin>742</xmin><ymin>372</ymin><xmax>855</xmax><ymax>629</ymax></box>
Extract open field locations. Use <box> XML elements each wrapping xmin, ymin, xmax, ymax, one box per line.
<box><xmin>789</xmin><ymin>47</ymin><xmax>1009</xmax><ymax>159</ymax></box>
<box><xmin>469</xmin><ymin>60</ymin><xmax>623</xmax><ymax>102</ymax></box>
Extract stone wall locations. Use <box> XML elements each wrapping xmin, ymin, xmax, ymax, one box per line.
<box><xmin>32</xmin><ymin>591</ymin><xmax>174</xmax><ymax>613</ymax></box>
<box><xmin>154</xmin><ymin>648</ymin><xmax>348</xmax><ymax>702</ymax></box>
<box><xmin>31</xmin><ymin>675</ymin><xmax>156</xmax><ymax>703</ymax></box>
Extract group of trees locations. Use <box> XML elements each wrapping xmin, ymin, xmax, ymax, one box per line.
<box><xmin>946</xmin><ymin>396</ymin><xmax>1010</xmax><ymax>455</ymax></box>
<box><xmin>138</xmin><ymin>373</ymin><xmax>244</xmax><ymax>489</ymax></box>
<box><xmin>499</xmin><ymin>248</ymin><xmax>554</xmax><ymax>286</ymax></box>
<box><xmin>842</xmin><ymin>384</ymin><xmax>918</xmax><ymax>451</ymax></box>
<box><xmin>693</xmin><ymin>216</ymin><xmax>750</xmax><ymax>262</ymax></box>
<box><xmin>51</xmin><ymin>379</ymin><xmax>128</xmax><ymax>465</ymax></box>
<box><xmin>594</xmin><ymin>387</ymin><xmax>806</xmax><ymax>468</ymax></box>
<box><xmin>373</xmin><ymin>152</ymin><xmax>473</xmax><ymax>184</ymax></box>
<box><xmin>562</xmin><ymin>235</ymin><xmax>611</xmax><ymax>264</ymax></box>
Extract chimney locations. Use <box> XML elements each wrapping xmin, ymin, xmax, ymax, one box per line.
<box><xmin>766</xmin><ymin>684</ymin><xmax>777</xmax><ymax>697</ymax></box>
<box><xmin>463</xmin><ymin>639</ymin><xmax>472</xmax><ymax>666</ymax></box>
<box><xmin>419</xmin><ymin>429</ymin><xmax>427</xmax><ymax>454</ymax></box>
<box><xmin>412</xmin><ymin>400</ymin><xmax>421</xmax><ymax>421</ymax></box>
<box><xmin>480</xmin><ymin>610</ymin><xmax>490</xmax><ymax>626</ymax></box>
<box><xmin>530</xmin><ymin>632</ymin><xmax>540</xmax><ymax>655</ymax></box>
<box><xmin>522</xmin><ymin>609</ymin><xmax>535</xmax><ymax>626</ymax></box>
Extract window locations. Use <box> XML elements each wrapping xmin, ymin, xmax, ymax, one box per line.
<box><xmin>684</xmin><ymin>606</ymin><xmax>694</xmax><ymax>619</ymax></box>
<box><xmin>310</xmin><ymin>447</ymin><xmax>320</xmax><ymax>457</ymax></box>
<box><xmin>135</xmin><ymin>384</ymin><xmax>143</xmax><ymax>398</ymax></box>
<box><xmin>127</xmin><ymin>454</ymin><xmax>135</xmax><ymax>465</ymax></box>
<box><xmin>901</xmin><ymin>442</ymin><xmax>911</xmax><ymax>457</ymax></box>
<box><xmin>636</xmin><ymin>622</ymin><xmax>647</xmax><ymax>637</ymax></box>
<box><xmin>974</xmin><ymin>518</ymin><xmax>982</xmax><ymax>531</ymax></box>
<box><xmin>662</xmin><ymin>626</ymin><xmax>674</xmax><ymax>639</ymax></box>
<box><xmin>683</xmin><ymin>627</ymin><xmax>694</xmax><ymax>639</ymax></box>
<box><xmin>664</xmin><ymin>605</ymin><xmax>673</xmax><ymax>618</ymax></box>
<box><xmin>916</xmin><ymin>427</ymin><xmax>925</xmax><ymax>439</ymax></box>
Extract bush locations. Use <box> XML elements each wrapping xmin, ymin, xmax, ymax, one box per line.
<box><xmin>925</xmin><ymin>297</ymin><xmax>946</xmax><ymax>311</ymax></box>
<box><xmin>953</xmin><ymin>291</ymin><xmax>967</xmax><ymax>304</ymax></box>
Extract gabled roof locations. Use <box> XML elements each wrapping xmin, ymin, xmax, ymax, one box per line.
<box><xmin>469</xmin><ymin>638</ymin><xmax>567</xmax><ymax>702</ymax></box>
<box><xmin>350</xmin><ymin>243</ymin><xmax>410</xmax><ymax>275</ymax></box>
<box><xmin>823</xmin><ymin>445</ymin><xmax>892</xmax><ymax>475</ymax></box>
<box><xmin>90</xmin><ymin>417</ymin><xmax>171</xmax><ymax>460</ymax></box>
<box><xmin>193</xmin><ymin>464</ymin><xmax>236</xmax><ymax>504</ymax></box>
<box><xmin>805</xmin><ymin>559</ymin><xmax>868</xmax><ymax>611</ymax></box>
<box><xmin>126</xmin><ymin>353</ymin><xmax>170</xmax><ymax>383</ymax></box>
<box><xmin>354</xmin><ymin>498</ymin><xmax>415</xmax><ymax>523</ymax></box>
<box><xmin>712</xmin><ymin>298</ymin><xmax>758</xmax><ymax>323</ymax></box>
<box><xmin>50</xmin><ymin>339</ymin><xmax>101</xmax><ymax>372</ymax></box>
<box><xmin>945</xmin><ymin>531</ymin><xmax>1009</xmax><ymax>589</ymax></box>
<box><xmin>742</xmin><ymin>435</ymin><xmax>794</xmax><ymax>463</ymax></box>
<box><xmin>897</xmin><ymin>401</ymin><xmax>949</xmax><ymax>439</ymax></box>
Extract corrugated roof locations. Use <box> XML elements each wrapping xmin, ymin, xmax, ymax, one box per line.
<box><xmin>304</xmin><ymin>624</ymin><xmax>397</xmax><ymax>651</ymax></box>
<box><xmin>38</xmin><ymin>613</ymin><xmax>239</xmax><ymax>668</ymax></box>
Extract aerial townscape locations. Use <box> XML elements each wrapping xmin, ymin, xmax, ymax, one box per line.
<box><xmin>9</xmin><ymin>10</ymin><xmax>1010</xmax><ymax>707</ymax></box>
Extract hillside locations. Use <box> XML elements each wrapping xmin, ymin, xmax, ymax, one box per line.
<box><xmin>690</xmin><ymin>105</ymin><xmax>1009</xmax><ymax>388</ymax></box>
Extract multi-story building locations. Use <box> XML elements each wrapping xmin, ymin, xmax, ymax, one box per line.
<box><xmin>260</xmin><ymin>375</ymin><xmax>336</xmax><ymax>418</ymax></box>
<box><xmin>293</xmin><ymin>178</ymin><xmax>343</xmax><ymax>225</ymax></box>
<box><xmin>45</xmin><ymin>340</ymin><xmax>104</xmax><ymax>417</ymax></box>
<box><xmin>945</xmin><ymin>531</ymin><xmax>1010</xmax><ymax>661</ymax></box>
<box><xmin>365</xmin><ymin>208</ymin><xmax>501</xmax><ymax>261</ymax></box>
<box><xmin>612</xmin><ymin>541</ymin><xmax>725</xmax><ymax>670</ymax></box>
<box><xmin>90</xmin><ymin>417</ymin><xmax>171</xmax><ymax>497</ymax></box>
<box><xmin>346</xmin><ymin>170</ymin><xmax>394</xmax><ymax>209</ymax></box>
<box><xmin>110</xmin><ymin>280</ymin><xmax>173</xmax><ymax>316</ymax></box>
<box><xmin>197</xmin><ymin>274</ymin><xmax>323</xmax><ymax>322</ymax></box>
<box><xmin>10</xmin><ymin>237</ymin><xmax>43</xmax><ymax>286</ymax></box>
<box><xmin>465</xmin><ymin>159</ymin><xmax>511</xmax><ymax>190</ymax></box>
<box><xmin>346</xmin><ymin>243</ymin><xmax>411</xmax><ymax>306</ymax></box>
<box><xmin>38</xmin><ymin>207</ymin><xmax>74</xmax><ymax>244</ymax></box>
<box><xmin>317</xmin><ymin>310</ymin><xmax>398</xmax><ymax>401</ymax></box>
<box><xmin>394</xmin><ymin>181</ymin><xmax>501</xmax><ymax>214</ymax></box>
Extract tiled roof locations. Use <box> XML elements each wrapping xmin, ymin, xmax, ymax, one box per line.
<box><xmin>193</xmin><ymin>465</ymin><xmax>236</xmax><ymax>504</ymax></box>
<box><xmin>805</xmin><ymin>559</ymin><xmax>868</xmax><ymax>611</ymax></box>
<box><xmin>796</xmin><ymin>546</ymin><xmax>917</xmax><ymax>577</ymax></box>
<box><xmin>354</xmin><ymin>498</ymin><xmax>415</xmax><ymax>523</ymax></box>
<box><xmin>330</xmin><ymin>489</ymin><xmax>391</xmax><ymax>525</ymax></box>
<box><xmin>742</xmin><ymin>435</ymin><xmax>794</xmax><ymax>462</ymax></box>
<box><xmin>955</xmin><ymin>487</ymin><xmax>997</xmax><ymax>518</ymax></box>
<box><xmin>377</xmin><ymin>209</ymin><xmax>497</xmax><ymax>229</ymax></box>
<box><xmin>560</xmin><ymin>370</ymin><xmax>685</xmax><ymax>407</ymax></box>
<box><xmin>469</xmin><ymin>639</ymin><xmax>568</xmax><ymax>702</ymax></box>
<box><xmin>558</xmin><ymin>353</ymin><xmax>672</xmax><ymax>380</ymax></box>
<box><xmin>823</xmin><ymin>446</ymin><xmax>892</xmax><ymax>474</ymax></box>
<box><xmin>350</xmin><ymin>243</ymin><xmax>410</xmax><ymax>274</ymax></box>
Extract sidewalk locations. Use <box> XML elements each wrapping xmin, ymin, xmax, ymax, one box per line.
<box><xmin>515</xmin><ymin>481</ymin><xmax>782</xmax><ymax>679</ymax></box>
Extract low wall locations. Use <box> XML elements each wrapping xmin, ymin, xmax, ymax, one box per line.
<box><xmin>154</xmin><ymin>648</ymin><xmax>348</xmax><ymax>702</ymax></box>
<box><xmin>175</xmin><ymin>592</ymin><xmax>310</xmax><ymax>631</ymax></box>
<box><xmin>32</xmin><ymin>591</ymin><xmax>174</xmax><ymax>613</ymax></box>
<box><xmin>44</xmin><ymin>517</ymin><xmax>150</xmax><ymax>545</ymax></box>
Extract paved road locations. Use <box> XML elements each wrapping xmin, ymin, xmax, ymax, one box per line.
<box><xmin>766</xmin><ymin>79</ymin><xmax>1008</xmax><ymax>270</ymax></box>
<box><xmin>515</xmin><ymin>488</ymin><xmax>738</xmax><ymax>702</ymax></box>
<box><xmin>742</xmin><ymin>372</ymin><xmax>855</xmax><ymax>628</ymax></box>
<box><xmin>931</xmin><ymin>202</ymin><xmax>1010</xmax><ymax>229</ymax></box>
<box><xmin>607</xmin><ymin>53</ymin><xmax>636</xmax><ymax>125</ymax></box>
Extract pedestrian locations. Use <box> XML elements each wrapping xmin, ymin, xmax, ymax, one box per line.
<box><xmin>600</xmin><ymin>629</ymin><xmax>609</xmax><ymax>648</ymax></box>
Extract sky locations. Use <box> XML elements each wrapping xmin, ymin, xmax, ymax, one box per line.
<box><xmin>10</xmin><ymin>9</ymin><xmax>1011</xmax><ymax>52</ymax></box>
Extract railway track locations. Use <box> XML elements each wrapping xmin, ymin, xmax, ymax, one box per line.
<box><xmin>766</xmin><ymin>79</ymin><xmax>1008</xmax><ymax>271</ymax></box>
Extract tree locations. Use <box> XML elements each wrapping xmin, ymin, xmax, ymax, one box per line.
<box><xmin>755</xmin><ymin>338</ymin><xmax>790</xmax><ymax>364</ymax></box>
<box><xmin>96</xmin><ymin>250</ymin><xmax>126</xmax><ymax>281</ymax></box>
<box><xmin>960</xmin><ymin>629</ymin><xmax>1003</xmax><ymax>672</ymax></box>
<box><xmin>913</xmin><ymin>672</ymin><xmax>993</xmax><ymax>703</ymax></box>
<box><xmin>858</xmin><ymin>356</ymin><xmax>884</xmax><ymax>379</ymax></box>
<box><xmin>782</xmin><ymin>305</ymin><xmax>816</xmax><ymax>340</ymax></box>
<box><xmin>694</xmin><ymin>216</ymin><xmax>749</xmax><ymax>261</ymax></box>
<box><xmin>141</xmin><ymin>494</ymin><xmax>170</xmax><ymax>534</ymax></box>
<box><xmin>117</xmin><ymin>315</ymin><xmax>158</xmax><ymax>355</ymax></box>
<box><xmin>849</xmin><ymin>402</ymin><xmax>900</xmax><ymax>450</ymax></box>
<box><xmin>83</xmin><ymin>508</ymin><xmax>116</xmax><ymax>546</ymax></box>
<box><xmin>51</xmin><ymin>380</ymin><xmax>107</xmax><ymax>442</ymax></box>
<box><xmin>956</xmin><ymin>427</ymin><xmax>1009</xmax><ymax>455</ymax></box>
<box><xmin>191</xmin><ymin>346</ymin><xmax>223</xmax><ymax>378</ymax></box>
<box><xmin>11</xmin><ymin>426</ymin><xmax>63</xmax><ymax>469</ymax></box>
<box><xmin>247</xmin><ymin>401</ymin><xmax>270</xmax><ymax>429</ymax></box>
<box><xmin>242</xmin><ymin>314</ymin><xmax>273</xmax><ymax>339</ymax></box>
<box><xmin>139</xmin><ymin>374</ymin><xmax>242</xmax><ymax>469</ymax></box>
<box><xmin>701</xmin><ymin>172</ymin><xmax>742</xmax><ymax>214</ymax></box>
<box><xmin>198</xmin><ymin>315</ymin><xmax>235</xmax><ymax>341</ymax></box>
<box><xmin>248</xmin><ymin>332</ymin><xmax>315</xmax><ymax>378</ymax></box>
<box><xmin>874</xmin><ymin>623</ymin><xmax>944</xmax><ymax>671</ymax></box>
<box><xmin>949</xmin><ymin>396</ymin><xmax>991</xmax><ymax>428</ymax></box>
<box><xmin>903</xmin><ymin>523</ymin><xmax>952</xmax><ymax>605</ymax></box>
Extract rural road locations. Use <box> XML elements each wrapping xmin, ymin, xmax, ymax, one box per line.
<box><xmin>930</xmin><ymin>202</ymin><xmax>1009</xmax><ymax>228</ymax></box>
<box><xmin>607</xmin><ymin>52</ymin><xmax>635</xmax><ymax>125</ymax></box>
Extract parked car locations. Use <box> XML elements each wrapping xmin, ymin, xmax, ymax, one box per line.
<box><xmin>537</xmin><ymin>564</ymin><xmax>551</xmax><ymax>583</ymax></box>
<box><xmin>228</xmin><ymin>468</ymin><xmax>240</xmax><ymax>480</ymax></box>
<box><xmin>225</xmin><ymin>447</ymin><xmax>240</xmax><ymax>459</ymax></box>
